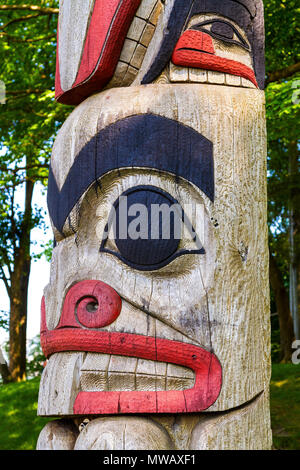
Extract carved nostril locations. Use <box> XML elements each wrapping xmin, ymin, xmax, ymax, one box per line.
<box><xmin>75</xmin><ymin>283</ymin><xmax>122</xmax><ymax>329</ymax></box>
<box><xmin>53</xmin><ymin>280</ymin><xmax>122</xmax><ymax>331</ymax></box>
<box><xmin>86</xmin><ymin>301</ymin><xmax>99</xmax><ymax>313</ymax></box>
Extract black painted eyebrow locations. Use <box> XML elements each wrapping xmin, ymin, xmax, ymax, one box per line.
<box><xmin>48</xmin><ymin>114</ymin><xmax>214</xmax><ymax>233</ymax></box>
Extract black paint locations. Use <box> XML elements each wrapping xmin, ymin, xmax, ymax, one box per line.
<box><xmin>142</xmin><ymin>0</ymin><xmax>265</xmax><ymax>89</ymax></box>
<box><xmin>191</xmin><ymin>20</ymin><xmax>250</xmax><ymax>51</ymax></box>
<box><xmin>100</xmin><ymin>185</ymin><xmax>205</xmax><ymax>271</ymax></box>
<box><xmin>48</xmin><ymin>114</ymin><xmax>214</xmax><ymax>233</ymax></box>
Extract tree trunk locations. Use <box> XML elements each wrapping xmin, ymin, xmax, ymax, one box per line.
<box><xmin>8</xmin><ymin>179</ymin><xmax>34</xmax><ymax>382</ymax></box>
<box><xmin>0</xmin><ymin>347</ymin><xmax>12</xmax><ymax>384</ymax></box>
<box><xmin>288</xmin><ymin>141</ymin><xmax>300</xmax><ymax>340</ymax></box>
<box><xmin>269</xmin><ymin>249</ymin><xmax>295</xmax><ymax>362</ymax></box>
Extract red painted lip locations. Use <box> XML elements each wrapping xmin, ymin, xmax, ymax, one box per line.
<box><xmin>172</xmin><ymin>30</ymin><xmax>258</xmax><ymax>88</ymax></box>
<box><xmin>41</xmin><ymin>327</ymin><xmax>222</xmax><ymax>415</ymax></box>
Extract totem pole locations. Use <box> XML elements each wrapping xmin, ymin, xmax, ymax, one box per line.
<box><xmin>37</xmin><ymin>0</ymin><xmax>272</xmax><ymax>450</ymax></box>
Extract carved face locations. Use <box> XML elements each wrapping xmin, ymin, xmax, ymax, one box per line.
<box><xmin>39</xmin><ymin>0</ymin><xmax>269</xmax><ymax>422</ymax></box>
<box><xmin>56</xmin><ymin>0</ymin><xmax>264</xmax><ymax>105</ymax></box>
<box><xmin>41</xmin><ymin>112</ymin><xmax>222</xmax><ymax>415</ymax></box>
<box><xmin>39</xmin><ymin>82</ymin><xmax>269</xmax><ymax>418</ymax></box>
<box><xmin>141</xmin><ymin>0</ymin><xmax>265</xmax><ymax>89</ymax></box>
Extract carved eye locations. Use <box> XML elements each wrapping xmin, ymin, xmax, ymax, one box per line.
<box><xmin>100</xmin><ymin>186</ymin><xmax>205</xmax><ymax>271</ymax></box>
<box><xmin>191</xmin><ymin>20</ymin><xmax>250</xmax><ymax>50</ymax></box>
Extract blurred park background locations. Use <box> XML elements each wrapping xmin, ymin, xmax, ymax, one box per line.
<box><xmin>0</xmin><ymin>0</ymin><xmax>299</xmax><ymax>450</ymax></box>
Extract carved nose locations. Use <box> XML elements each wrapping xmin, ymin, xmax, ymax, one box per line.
<box><xmin>173</xmin><ymin>30</ymin><xmax>215</xmax><ymax>57</ymax></box>
<box><xmin>57</xmin><ymin>280</ymin><xmax>122</xmax><ymax>330</ymax></box>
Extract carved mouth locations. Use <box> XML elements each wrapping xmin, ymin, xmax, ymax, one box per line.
<box><xmin>80</xmin><ymin>354</ymin><xmax>196</xmax><ymax>392</ymax></box>
<box><xmin>41</xmin><ymin>327</ymin><xmax>222</xmax><ymax>415</ymax></box>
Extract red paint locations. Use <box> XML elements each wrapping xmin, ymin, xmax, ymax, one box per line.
<box><xmin>41</xmin><ymin>289</ymin><xmax>222</xmax><ymax>414</ymax></box>
<box><xmin>55</xmin><ymin>0</ymin><xmax>142</xmax><ymax>105</ymax></box>
<box><xmin>174</xmin><ymin>30</ymin><xmax>215</xmax><ymax>55</ymax></box>
<box><xmin>172</xmin><ymin>30</ymin><xmax>258</xmax><ymax>88</ymax></box>
<box><xmin>41</xmin><ymin>280</ymin><xmax>122</xmax><ymax>331</ymax></box>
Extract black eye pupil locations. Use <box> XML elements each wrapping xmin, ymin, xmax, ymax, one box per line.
<box><xmin>114</xmin><ymin>188</ymin><xmax>182</xmax><ymax>268</ymax></box>
<box><xmin>210</xmin><ymin>22</ymin><xmax>234</xmax><ymax>40</ymax></box>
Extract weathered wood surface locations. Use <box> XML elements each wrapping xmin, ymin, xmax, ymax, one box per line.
<box><xmin>38</xmin><ymin>84</ymin><xmax>270</xmax><ymax>421</ymax></box>
<box><xmin>38</xmin><ymin>0</ymin><xmax>271</xmax><ymax>451</ymax></box>
<box><xmin>37</xmin><ymin>391</ymin><xmax>271</xmax><ymax>450</ymax></box>
<box><xmin>56</xmin><ymin>0</ymin><xmax>265</xmax><ymax>104</ymax></box>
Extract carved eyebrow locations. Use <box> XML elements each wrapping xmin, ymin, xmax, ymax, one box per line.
<box><xmin>48</xmin><ymin>114</ymin><xmax>214</xmax><ymax>233</ymax></box>
<box><xmin>231</xmin><ymin>0</ymin><xmax>256</xmax><ymax>18</ymax></box>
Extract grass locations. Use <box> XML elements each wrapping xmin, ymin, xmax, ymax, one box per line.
<box><xmin>0</xmin><ymin>377</ymin><xmax>52</xmax><ymax>450</ymax></box>
<box><xmin>270</xmin><ymin>363</ymin><xmax>300</xmax><ymax>450</ymax></box>
<box><xmin>0</xmin><ymin>364</ymin><xmax>299</xmax><ymax>450</ymax></box>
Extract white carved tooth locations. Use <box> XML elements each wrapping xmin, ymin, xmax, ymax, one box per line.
<box><xmin>108</xmin><ymin>355</ymin><xmax>137</xmax><ymax>373</ymax></box>
<box><xmin>122</xmin><ymin>65</ymin><xmax>139</xmax><ymax>86</ymax></box>
<box><xmin>108</xmin><ymin>372</ymin><xmax>136</xmax><ymax>391</ymax></box>
<box><xmin>120</xmin><ymin>39</ymin><xmax>137</xmax><ymax>63</ymax></box>
<box><xmin>127</xmin><ymin>17</ymin><xmax>146</xmax><ymax>42</ymax></box>
<box><xmin>136</xmin><ymin>358</ymin><xmax>156</xmax><ymax>375</ymax></box>
<box><xmin>207</xmin><ymin>71</ymin><xmax>225</xmax><ymax>84</ymax></box>
<box><xmin>225</xmin><ymin>74</ymin><xmax>242</xmax><ymax>87</ymax></box>
<box><xmin>155</xmin><ymin>361</ymin><xmax>167</xmax><ymax>376</ymax></box>
<box><xmin>80</xmin><ymin>371</ymin><xmax>107</xmax><ymax>392</ymax></box>
<box><xmin>149</xmin><ymin>1</ymin><xmax>162</xmax><ymax>26</ymax></box>
<box><xmin>80</xmin><ymin>353</ymin><xmax>110</xmax><ymax>372</ymax></box>
<box><xmin>136</xmin><ymin>0</ymin><xmax>158</xmax><ymax>20</ymax></box>
<box><xmin>166</xmin><ymin>377</ymin><xmax>194</xmax><ymax>391</ymax></box>
<box><xmin>140</xmin><ymin>23</ymin><xmax>156</xmax><ymax>47</ymax></box>
<box><xmin>106</xmin><ymin>61</ymin><xmax>128</xmax><ymax>88</ymax></box>
<box><xmin>136</xmin><ymin>374</ymin><xmax>165</xmax><ymax>391</ymax></box>
<box><xmin>241</xmin><ymin>77</ymin><xmax>256</xmax><ymax>88</ymax></box>
<box><xmin>189</xmin><ymin>68</ymin><xmax>208</xmax><ymax>83</ymax></box>
<box><xmin>169</xmin><ymin>62</ymin><xmax>189</xmax><ymax>82</ymax></box>
<box><xmin>167</xmin><ymin>363</ymin><xmax>195</xmax><ymax>379</ymax></box>
<box><xmin>130</xmin><ymin>43</ymin><xmax>147</xmax><ymax>69</ymax></box>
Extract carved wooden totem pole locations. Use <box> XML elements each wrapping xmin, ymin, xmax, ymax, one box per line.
<box><xmin>37</xmin><ymin>0</ymin><xmax>272</xmax><ymax>450</ymax></box>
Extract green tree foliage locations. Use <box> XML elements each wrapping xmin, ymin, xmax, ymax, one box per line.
<box><xmin>0</xmin><ymin>1</ymin><xmax>71</xmax><ymax>381</ymax></box>
<box><xmin>264</xmin><ymin>0</ymin><xmax>300</xmax><ymax>359</ymax></box>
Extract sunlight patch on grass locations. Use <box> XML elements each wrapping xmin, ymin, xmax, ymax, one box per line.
<box><xmin>272</xmin><ymin>379</ymin><xmax>289</xmax><ymax>388</ymax></box>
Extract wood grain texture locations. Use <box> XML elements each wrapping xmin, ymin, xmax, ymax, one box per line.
<box><xmin>36</xmin><ymin>391</ymin><xmax>272</xmax><ymax>450</ymax></box>
<box><xmin>39</xmin><ymin>84</ymin><xmax>270</xmax><ymax>423</ymax></box>
<box><xmin>58</xmin><ymin>0</ymin><xmax>95</xmax><ymax>92</ymax></box>
<box><xmin>36</xmin><ymin>419</ymin><xmax>79</xmax><ymax>450</ymax></box>
<box><xmin>73</xmin><ymin>417</ymin><xmax>174</xmax><ymax>450</ymax></box>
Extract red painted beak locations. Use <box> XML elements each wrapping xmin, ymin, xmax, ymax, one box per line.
<box><xmin>172</xmin><ymin>30</ymin><xmax>258</xmax><ymax>88</ymax></box>
<box><xmin>55</xmin><ymin>0</ymin><xmax>142</xmax><ymax>105</ymax></box>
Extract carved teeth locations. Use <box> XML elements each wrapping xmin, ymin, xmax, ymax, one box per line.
<box><xmin>168</xmin><ymin>64</ymin><xmax>256</xmax><ymax>88</ymax></box>
<box><xmin>80</xmin><ymin>354</ymin><xmax>195</xmax><ymax>392</ymax></box>
<box><xmin>106</xmin><ymin>0</ymin><xmax>161</xmax><ymax>89</ymax></box>
<box><xmin>207</xmin><ymin>70</ymin><xmax>225</xmax><ymax>84</ymax></box>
